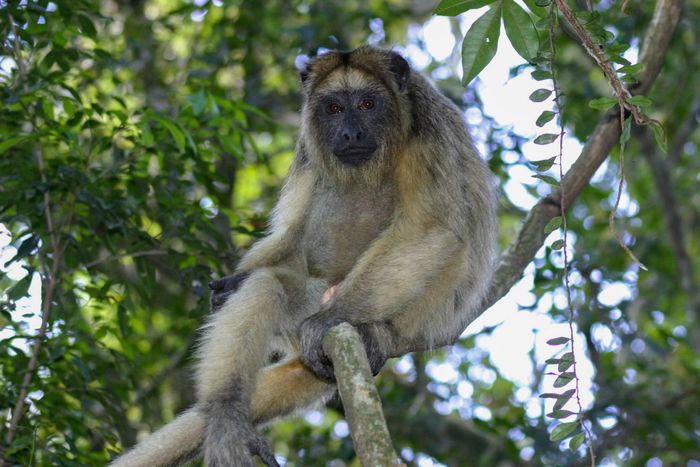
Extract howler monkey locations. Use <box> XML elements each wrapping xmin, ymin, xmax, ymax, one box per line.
<box><xmin>112</xmin><ymin>46</ymin><xmax>498</xmax><ymax>467</ymax></box>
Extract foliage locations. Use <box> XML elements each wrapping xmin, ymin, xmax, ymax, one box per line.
<box><xmin>1</xmin><ymin>0</ymin><xmax>699</xmax><ymax>466</ymax></box>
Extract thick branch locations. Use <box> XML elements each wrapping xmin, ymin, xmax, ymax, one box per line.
<box><xmin>323</xmin><ymin>324</ymin><xmax>400</xmax><ymax>467</ymax></box>
<box><xmin>479</xmin><ymin>0</ymin><xmax>682</xmax><ymax>312</ymax></box>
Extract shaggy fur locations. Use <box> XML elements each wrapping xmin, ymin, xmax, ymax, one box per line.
<box><xmin>111</xmin><ymin>46</ymin><xmax>498</xmax><ymax>466</ymax></box>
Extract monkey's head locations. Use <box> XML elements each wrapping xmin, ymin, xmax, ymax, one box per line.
<box><xmin>298</xmin><ymin>47</ymin><xmax>412</xmax><ymax>183</ymax></box>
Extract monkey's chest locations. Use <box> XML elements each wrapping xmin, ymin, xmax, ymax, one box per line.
<box><xmin>302</xmin><ymin>190</ymin><xmax>394</xmax><ymax>281</ymax></box>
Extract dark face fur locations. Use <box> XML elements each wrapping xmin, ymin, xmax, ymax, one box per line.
<box><xmin>314</xmin><ymin>85</ymin><xmax>389</xmax><ymax>167</ymax></box>
<box><xmin>299</xmin><ymin>48</ymin><xmax>411</xmax><ymax>178</ymax></box>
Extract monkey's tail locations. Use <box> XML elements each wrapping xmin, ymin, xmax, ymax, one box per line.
<box><xmin>109</xmin><ymin>407</ymin><xmax>205</xmax><ymax>467</ymax></box>
<box><xmin>110</xmin><ymin>360</ymin><xmax>333</xmax><ymax>466</ymax></box>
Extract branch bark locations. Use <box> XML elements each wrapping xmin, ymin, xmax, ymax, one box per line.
<box><xmin>479</xmin><ymin>0</ymin><xmax>682</xmax><ymax>313</ymax></box>
<box><xmin>323</xmin><ymin>324</ymin><xmax>401</xmax><ymax>467</ymax></box>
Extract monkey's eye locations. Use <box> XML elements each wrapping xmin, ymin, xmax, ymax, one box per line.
<box><xmin>359</xmin><ymin>99</ymin><xmax>375</xmax><ymax>110</ymax></box>
<box><xmin>327</xmin><ymin>103</ymin><xmax>343</xmax><ymax>114</ymax></box>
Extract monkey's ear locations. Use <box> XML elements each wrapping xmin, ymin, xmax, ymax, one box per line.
<box><xmin>388</xmin><ymin>52</ymin><xmax>410</xmax><ymax>92</ymax></box>
<box><xmin>295</xmin><ymin>54</ymin><xmax>312</xmax><ymax>84</ymax></box>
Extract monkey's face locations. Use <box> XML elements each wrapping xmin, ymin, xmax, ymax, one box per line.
<box><xmin>299</xmin><ymin>48</ymin><xmax>412</xmax><ymax>179</ymax></box>
<box><xmin>315</xmin><ymin>87</ymin><xmax>389</xmax><ymax>167</ymax></box>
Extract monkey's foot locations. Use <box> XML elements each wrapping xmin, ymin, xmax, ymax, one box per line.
<box><xmin>204</xmin><ymin>402</ymin><xmax>279</xmax><ymax>467</ymax></box>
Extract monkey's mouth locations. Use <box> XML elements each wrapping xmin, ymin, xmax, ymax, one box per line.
<box><xmin>333</xmin><ymin>148</ymin><xmax>376</xmax><ymax>167</ymax></box>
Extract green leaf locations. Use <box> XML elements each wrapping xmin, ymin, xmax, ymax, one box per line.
<box><xmin>8</xmin><ymin>275</ymin><xmax>32</xmax><ymax>301</ymax></box>
<box><xmin>569</xmin><ymin>432</ymin><xmax>586</xmax><ymax>450</ymax></box>
<box><xmin>620</xmin><ymin>117</ymin><xmax>632</xmax><ymax>145</ymax></box>
<box><xmin>503</xmin><ymin>0</ymin><xmax>540</xmax><ymax>61</ymax></box>
<box><xmin>609</xmin><ymin>55</ymin><xmax>631</xmax><ymax>66</ymax></box>
<box><xmin>617</xmin><ymin>63</ymin><xmax>643</xmax><ymax>75</ymax></box>
<box><xmin>553</xmin><ymin>388</ymin><xmax>576</xmax><ymax>411</ymax></box>
<box><xmin>530</xmin><ymin>156</ymin><xmax>556</xmax><ymax>171</ymax></box>
<box><xmin>547</xmin><ymin>409</ymin><xmax>576</xmax><ymax>419</ymax></box>
<box><xmin>62</xmin><ymin>97</ymin><xmax>76</xmax><ymax>117</ymax></box>
<box><xmin>652</xmin><ymin>123</ymin><xmax>667</xmax><ymax>153</ymax></box>
<box><xmin>607</xmin><ymin>42</ymin><xmax>630</xmax><ymax>54</ymax></box>
<box><xmin>153</xmin><ymin>115</ymin><xmax>186</xmax><ymax>152</ymax></box>
<box><xmin>558</xmin><ymin>351</ymin><xmax>574</xmax><ymax>372</ymax></box>
<box><xmin>531</xmin><ymin>69</ymin><xmax>551</xmax><ymax>80</ymax></box>
<box><xmin>536</xmin><ymin>110</ymin><xmax>556</xmax><ymax>127</ymax></box>
<box><xmin>551</xmin><ymin>239</ymin><xmax>565</xmax><ymax>250</ymax></box>
<box><xmin>0</xmin><ymin>135</ymin><xmax>31</xmax><ymax>155</ymax></box>
<box><xmin>544</xmin><ymin>216</ymin><xmax>562</xmax><ymax>234</ymax></box>
<box><xmin>435</xmin><ymin>0</ymin><xmax>498</xmax><ymax>16</ymax></box>
<box><xmin>540</xmin><ymin>388</ymin><xmax>575</xmax><ymax>400</ymax></box>
<box><xmin>529</xmin><ymin>88</ymin><xmax>552</xmax><ymax>102</ymax></box>
<box><xmin>532</xmin><ymin>174</ymin><xmax>559</xmax><ymax>186</ymax></box>
<box><xmin>546</xmin><ymin>336</ymin><xmax>568</xmax><ymax>345</ymax></box>
<box><xmin>550</xmin><ymin>421</ymin><xmax>579</xmax><ymax>441</ymax></box>
<box><xmin>187</xmin><ymin>89</ymin><xmax>207</xmax><ymax>116</ymax></box>
<box><xmin>42</xmin><ymin>98</ymin><xmax>55</xmax><ymax>121</ymax></box>
<box><xmin>628</xmin><ymin>95</ymin><xmax>652</xmax><ymax>107</ymax></box>
<box><xmin>522</xmin><ymin>0</ymin><xmax>549</xmax><ymax>17</ymax></box>
<box><xmin>461</xmin><ymin>4</ymin><xmax>502</xmax><ymax>85</ymax></box>
<box><xmin>118</xmin><ymin>304</ymin><xmax>131</xmax><ymax>338</ymax></box>
<box><xmin>535</xmin><ymin>0</ymin><xmax>551</xmax><ymax>6</ymax></box>
<box><xmin>589</xmin><ymin>97</ymin><xmax>619</xmax><ymax>110</ymax></box>
<box><xmin>77</xmin><ymin>13</ymin><xmax>97</xmax><ymax>37</ymax></box>
<box><xmin>534</xmin><ymin>133</ymin><xmax>558</xmax><ymax>145</ymax></box>
<box><xmin>12</xmin><ymin>235</ymin><xmax>39</xmax><ymax>264</ymax></box>
<box><xmin>554</xmin><ymin>372</ymin><xmax>576</xmax><ymax>388</ymax></box>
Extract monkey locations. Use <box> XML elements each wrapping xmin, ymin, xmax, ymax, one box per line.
<box><xmin>111</xmin><ymin>46</ymin><xmax>498</xmax><ymax>467</ymax></box>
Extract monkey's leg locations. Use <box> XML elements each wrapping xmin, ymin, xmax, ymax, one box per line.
<box><xmin>197</xmin><ymin>268</ymin><xmax>324</xmax><ymax>467</ymax></box>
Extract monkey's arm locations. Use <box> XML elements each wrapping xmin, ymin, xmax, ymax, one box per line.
<box><xmin>329</xmin><ymin>222</ymin><xmax>463</xmax><ymax>320</ymax></box>
<box><xmin>301</xmin><ymin>219</ymin><xmax>466</xmax><ymax>380</ymax></box>
<box><xmin>235</xmin><ymin>162</ymin><xmax>314</xmax><ymax>273</ymax></box>
<box><xmin>210</xmin><ymin>158</ymin><xmax>315</xmax><ymax>308</ymax></box>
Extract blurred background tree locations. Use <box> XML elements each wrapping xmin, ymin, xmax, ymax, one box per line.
<box><xmin>0</xmin><ymin>0</ymin><xmax>698</xmax><ymax>465</ymax></box>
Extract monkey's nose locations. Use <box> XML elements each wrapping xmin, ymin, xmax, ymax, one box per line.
<box><xmin>342</xmin><ymin>130</ymin><xmax>363</xmax><ymax>142</ymax></box>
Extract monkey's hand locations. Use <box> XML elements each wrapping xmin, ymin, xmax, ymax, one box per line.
<box><xmin>299</xmin><ymin>314</ymin><xmax>342</xmax><ymax>382</ymax></box>
<box><xmin>300</xmin><ymin>314</ymin><xmax>389</xmax><ymax>382</ymax></box>
<box><xmin>208</xmin><ymin>272</ymin><xmax>249</xmax><ymax>312</ymax></box>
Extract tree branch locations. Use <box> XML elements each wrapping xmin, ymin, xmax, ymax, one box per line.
<box><xmin>1</xmin><ymin>14</ymin><xmax>64</xmax><ymax>466</ymax></box>
<box><xmin>479</xmin><ymin>0</ymin><xmax>682</xmax><ymax>313</ymax></box>
<box><xmin>324</xmin><ymin>324</ymin><xmax>401</xmax><ymax>466</ymax></box>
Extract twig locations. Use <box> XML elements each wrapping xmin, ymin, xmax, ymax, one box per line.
<box><xmin>609</xmin><ymin>105</ymin><xmax>648</xmax><ymax>270</ymax></box>
<box><xmin>324</xmin><ymin>324</ymin><xmax>401</xmax><ymax>466</ymax></box>
<box><xmin>548</xmin><ymin>3</ymin><xmax>596</xmax><ymax>465</ymax></box>
<box><xmin>554</xmin><ymin>0</ymin><xmax>659</xmax><ymax>129</ymax></box>
<box><xmin>82</xmin><ymin>249</ymin><xmax>168</xmax><ymax>270</ymax></box>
